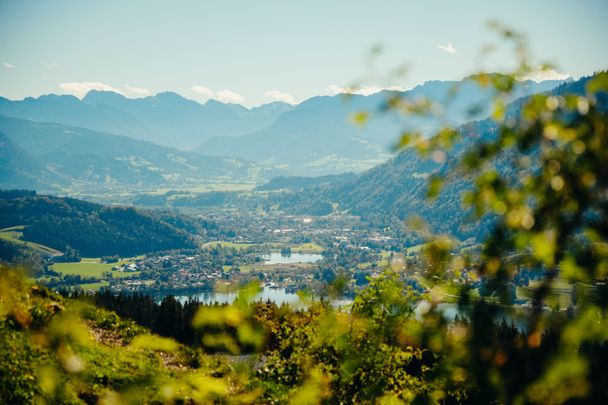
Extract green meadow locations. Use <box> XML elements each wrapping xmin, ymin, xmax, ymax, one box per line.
<box><xmin>51</xmin><ymin>257</ymin><xmax>141</xmax><ymax>279</ymax></box>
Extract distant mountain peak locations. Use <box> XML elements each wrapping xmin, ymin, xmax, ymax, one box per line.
<box><xmin>155</xmin><ymin>91</ymin><xmax>187</xmax><ymax>100</ymax></box>
<box><xmin>202</xmin><ymin>98</ymin><xmax>250</xmax><ymax>113</ymax></box>
<box><xmin>35</xmin><ymin>94</ymin><xmax>81</xmax><ymax>104</ymax></box>
<box><xmin>82</xmin><ymin>90</ymin><xmax>127</xmax><ymax>105</ymax></box>
<box><xmin>0</xmin><ymin>89</ymin><xmax>293</xmax><ymax>149</ymax></box>
<box><xmin>251</xmin><ymin>101</ymin><xmax>293</xmax><ymax>113</ymax></box>
<box><xmin>202</xmin><ymin>98</ymin><xmax>227</xmax><ymax>107</ymax></box>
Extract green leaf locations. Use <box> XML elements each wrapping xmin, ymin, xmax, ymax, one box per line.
<box><xmin>427</xmin><ymin>176</ymin><xmax>443</xmax><ymax>199</ymax></box>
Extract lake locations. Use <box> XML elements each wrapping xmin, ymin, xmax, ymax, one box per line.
<box><xmin>261</xmin><ymin>252</ymin><xmax>323</xmax><ymax>265</ymax></box>
<box><xmin>414</xmin><ymin>301</ymin><xmax>530</xmax><ymax>331</ymax></box>
<box><xmin>175</xmin><ymin>287</ymin><xmax>302</xmax><ymax>305</ymax></box>
<box><xmin>174</xmin><ymin>289</ymin><xmax>528</xmax><ymax>330</ymax></box>
<box><xmin>175</xmin><ymin>287</ymin><xmax>354</xmax><ymax>308</ymax></box>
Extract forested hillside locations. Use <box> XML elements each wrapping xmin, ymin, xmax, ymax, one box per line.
<box><xmin>0</xmin><ymin>131</ymin><xmax>58</xmax><ymax>190</ymax></box>
<box><xmin>267</xmin><ymin>74</ymin><xmax>606</xmax><ymax>241</ymax></box>
<box><xmin>0</xmin><ymin>115</ymin><xmax>277</xmax><ymax>193</ymax></box>
<box><xmin>254</xmin><ymin>172</ymin><xmax>356</xmax><ymax>191</ymax></box>
<box><xmin>0</xmin><ymin>190</ymin><xmax>199</xmax><ymax>256</ymax></box>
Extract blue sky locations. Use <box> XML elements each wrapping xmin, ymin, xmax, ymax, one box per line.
<box><xmin>1</xmin><ymin>0</ymin><xmax>606</xmax><ymax>106</ymax></box>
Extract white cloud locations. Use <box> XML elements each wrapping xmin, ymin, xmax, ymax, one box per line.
<box><xmin>191</xmin><ymin>85</ymin><xmax>245</xmax><ymax>104</ymax></box>
<box><xmin>59</xmin><ymin>81</ymin><xmax>120</xmax><ymax>98</ymax></box>
<box><xmin>59</xmin><ymin>81</ymin><xmax>151</xmax><ymax>98</ymax></box>
<box><xmin>191</xmin><ymin>85</ymin><xmax>214</xmax><ymax>98</ymax></box>
<box><xmin>42</xmin><ymin>62</ymin><xmax>59</xmax><ymax>69</ymax></box>
<box><xmin>436</xmin><ymin>42</ymin><xmax>457</xmax><ymax>54</ymax></box>
<box><xmin>326</xmin><ymin>84</ymin><xmax>406</xmax><ymax>96</ymax></box>
<box><xmin>519</xmin><ymin>68</ymin><xmax>570</xmax><ymax>82</ymax></box>
<box><xmin>124</xmin><ymin>84</ymin><xmax>151</xmax><ymax>97</ymax></box>
<box><xmin>2</xmin><ymin>62</ymin><xmax>15</xmax><ymax>69</ymax></box>
<box><xmin>327</xmin><ymin>84</ymin><xmax>349</xmax><ymax>95</ymax></box>
<box><xmin>263</xmin><ymin>90</ymin><xmax>296</xmax><ymax>104</ymax></box>
<box><xmin>216</xmin><ymin>89</ymin><xmax>245</xmax><ymax>104</ymax></box>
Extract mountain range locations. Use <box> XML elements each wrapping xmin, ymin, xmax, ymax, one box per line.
<box><xmin>0</xmin><ymin>75</ymin><xmax>570</xmax><ymax>193</ymax></box>
<box><xmin>0</xmin><ymin>91</ymin><xmax>292</xmax><ymax>150</ymax></box>
<box><xmin>195</xmin><ymin>77</ymin><xmax>567</xmax><ymax>175</ymax></box>
<box><xmin>0</xmin><ymin>114</ymin><xmax>281</xmax><ymax>195</ymax></box>
<box><xmin>264</xmin><ymin>75</ymin><xmax>603</xmax><ymax>242</ymax></box>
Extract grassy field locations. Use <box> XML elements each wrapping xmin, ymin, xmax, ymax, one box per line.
<box><xmin>203</xmin><ymin>241</ymin><xmax>258</xmax><ymax>250</ymax></box>
<box><xmin>75</xmin><ymin>281</ymin><xmax>111</xmax><ymax>291</ymax></box>
<box><xmin>149</xmin><ymin>183</ymin><xmax>257</xmax><ymax>195</ymax></box>
<box><xmin>239</xmin><ymin>265</ymin><xmax>254</xmax><ymax>273</ymax></box>
<box><xmin>289</xmin><ymin>243</ymin><xmax>324</xmax><ymax>253</ymax></box>
<box><xmin>51</xmin><ymin>257</ymin><xmax>140</xmax><ymax>279</ymax></box>
<box><xmin>0</xmin><ymin>226</ymin><xmax>62</xmax><ymax>256</ymax></box>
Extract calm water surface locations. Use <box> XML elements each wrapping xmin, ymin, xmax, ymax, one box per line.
<box><xmin>174</xmin><ymin>289</ymin><xmax>527</xmax><ymax>330</ymax></box>
<box><xmin>262</xmin><ymin>252</ymin><xmax>323</xmax><ymax>264</ymax></box>
<box><xmin>176</xmin><ymin>287</ymin><xmax>302</xmax><ymax>305</ymax></box>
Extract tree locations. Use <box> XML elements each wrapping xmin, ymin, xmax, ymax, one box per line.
<box><xmin>385</xmin><ymin>24</ymin><xmax>608</xmax><ymax>400</ymax></box>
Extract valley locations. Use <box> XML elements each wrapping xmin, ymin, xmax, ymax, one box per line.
<box><xmin>1</xmin><ymin>75</ymin><xmax>599</xmax><ymax>309</ymax></box>
<box><xmin>1</xmin><ymin>189</ymin><xmax>558</xmax><ymax>314</ymax></box>
<box><xmin>2</xmin><ymin>2</ymin><xmax>607</xmax><ymax>403</ymax></box>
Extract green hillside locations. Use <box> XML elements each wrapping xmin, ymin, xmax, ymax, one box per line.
<box><xmin>0</xmin><ymin>190</ymin><xmax>198</xmax><ymax>257</ymax></box>
<box><xmin>0</xmin><ymin>225</ymin><xmax>62</xmax><ymax>256</ymax></box>
<box><xmin>0</xmin><ymin>268</ymin><xmax>237</xmax><ymax>404</ymax></box>
<box><xmin>0</xmin><ymin>115</ymin><xmax>280</xmax><ymax>194</ymax></box>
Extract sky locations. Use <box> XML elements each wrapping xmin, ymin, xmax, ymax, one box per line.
<box><xmin>1</xmin><ymin>0</ymin><xmax>607</xmax><ymax>107</ymax></box>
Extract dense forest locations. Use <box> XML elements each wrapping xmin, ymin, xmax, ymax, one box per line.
<box><xmin>0</xmin><ymin>190</ymin><xmax>200</xmax><ymax>256</ymax></box>
<box><xmin>3</xmin><ymin>267</ymin><xmax>608</xmax><ymax>404</ymax></box>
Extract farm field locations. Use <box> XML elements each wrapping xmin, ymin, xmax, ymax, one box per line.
<box><xmin>51</xmin><ymin>257</ymin><xmax>142</xmax><ymax>279</ymax></box>
<box><xmin>73</xmin><ymin>281</ymin><xmax>110</xmax><ymax>291</ymax></box>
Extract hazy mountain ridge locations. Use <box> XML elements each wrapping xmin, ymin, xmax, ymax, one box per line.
<box><xmin>0</xmin><ymin>75</ymin><xmax>571</xmax><ymax>194</ymax></box>
<box><xmin>0</xmin><ymin>132</ymin><xmax>60</xmax><ymax>190</ymax></box>
<box><xmin>268</xmin><ymin>74</ymin><xmax>598</xmax><ymax>240</ymax></box>
<box><xmin>194</xmin><ymin>77</ymin><xmax>568</xmax><ymax>175</ymax></box>
<box><xmin>0</xmin><ymin>91</ymin><xmax>293</xmax><ymax>149</ymax></box>
<box><xmin>0</xmin><ymin>115</ymin><xmax>281</xmax><ymax>194</ymax></box>
<box><xmin>340</xmin><ymin>75</ymin><xmax>602</xmax><ymax>234</ymax></box>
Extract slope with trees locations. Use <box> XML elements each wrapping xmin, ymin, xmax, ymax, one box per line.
<box><xmin>0</xmin><ymin>190</ymin><xmax>200</xmax><ymax>257</ymax></box>
<box><xmin>0</xmin><ymin>115</ymin><xmax>280</xmax><ymax>193</ymax></box>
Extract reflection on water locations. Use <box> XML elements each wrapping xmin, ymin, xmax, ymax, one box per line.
<box><xmin>175</xmin><ymin>287</ymin><xmax>353</xmax><ymax>308</ymax></box>
<box><xmin>414</xmin><ymin>301</ymin><xmax>529</xmax><ymax>331</ymax></box>
<box><xmin>262</xmin><ymin>252</ymin><xmax>323</xmax><ymax>265</ymax></box>
<box><xmin>174</xmin><ymin>289</ymin><xmax>529</xmax><ymax>330</ymax></box>
<box><xmin>175</xmin><ymin>287</ymin><xmax>302</xmax><ymax>305</ymax></box>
